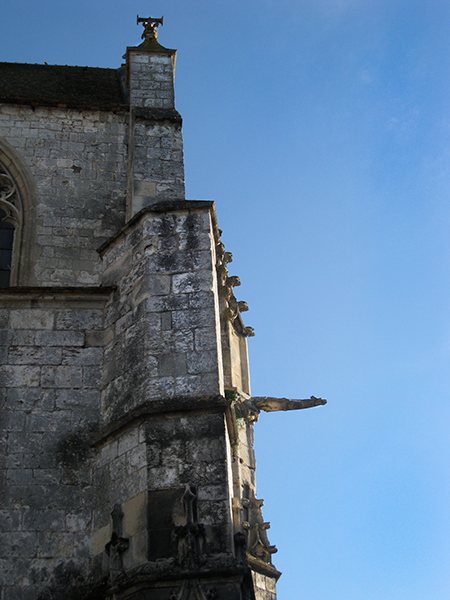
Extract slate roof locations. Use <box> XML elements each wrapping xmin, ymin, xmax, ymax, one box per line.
<box><xmin>0</xmin><ymin>62</ymin><xmax>128</xmax><ymax>110</ymax></box>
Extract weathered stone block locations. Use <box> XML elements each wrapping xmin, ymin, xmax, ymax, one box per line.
<box><xmin>158</xmin><ymin>353</ymin><xmax>187</xmax><ymax>378</ymax></box>
<box><xmin>1</xmin><ymin>366</ymin><xmax>41</xmax><ymax>387</ymax></box>
<box><xmin>61</xmin><ymin>347</ymin><xmax>103</xmax><ymax>366</ymax></box>
<box><xmin>9</xmin><ymin>310</ymin><xmax>54</xmax><ymax>330</ymax></box>
<box><xmin>8</xmin><ymin>347</ymin><xmax>62</xmax><ymax>365</ymax></box>
<box><xmin>35</xmin><ymin>330</ymin><xmax>85</xmax><ymax>347</ymax></box>
<box><xmin>41</xmin><ymin>366</ymin><xmax>83</xmax><ymax>388</ymax></box>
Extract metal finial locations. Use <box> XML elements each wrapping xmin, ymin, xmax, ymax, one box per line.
<box><xmin>137</xmin><ymin>15</ymin><xmax>164</xmax><ymax>40</ymax></box>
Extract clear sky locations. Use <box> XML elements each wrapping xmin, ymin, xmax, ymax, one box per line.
<box><xmin>2</xmin><ymin>1</ymin><xmax>450</xmax><ymax>598</ymax></box>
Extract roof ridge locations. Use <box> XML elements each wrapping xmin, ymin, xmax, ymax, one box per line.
<box><xmin>0</xmin><ymin>61</ymin><xmax>119</xmax><ymax>71</ymax></box>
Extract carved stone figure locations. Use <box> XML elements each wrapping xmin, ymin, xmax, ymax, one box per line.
<box><xmin>104</xmin><ymin>505</ymin><xmax>129</xmax><ymax>582</ymax></box>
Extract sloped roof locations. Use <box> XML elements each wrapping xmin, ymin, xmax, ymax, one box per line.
<box><xmin>0</xmin><ymin>62</ymin><xmax>128</xmax><ymax>110</ymax></box>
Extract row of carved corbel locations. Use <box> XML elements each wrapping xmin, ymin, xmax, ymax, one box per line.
<box><xmin>215</xmin><ymin>238</ymin><xmax>254</xmax><ymax>336</ymax></box>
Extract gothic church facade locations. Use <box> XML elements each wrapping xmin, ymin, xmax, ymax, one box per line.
<box><xmin>0</xmin><ymin>20</ymin><xmax>324</xmax><ymax>600</ymax></box>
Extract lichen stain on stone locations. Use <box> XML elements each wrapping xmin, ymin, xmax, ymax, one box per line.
<box><xmin>183</xmin><ymin>214</ymin><xmax>200</xmax><ymax>252</ymax></box>
<box><xmin>56</xmin><ymin>432</ymin><xmax>91</xmax><ymax>471</ymax></box>
<box><xmin>156</xmin><ymin>252</ymin><xmax>177</xmax><ymax>270</ymax></box>
<box><xmin>35</xmin><ymin>559</ymin><xmax>107</xmax><ymax>600</ymax></box>
<box><xmin>157</xmin><ymin>215</ymin><xmax>175</xmax><ymax>235</ymax></box>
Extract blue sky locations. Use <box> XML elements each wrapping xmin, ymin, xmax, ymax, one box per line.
<box><xmin>2</xmin><ymin>1</ymin><xmax>450</xmax><ymax>598</ymax></box>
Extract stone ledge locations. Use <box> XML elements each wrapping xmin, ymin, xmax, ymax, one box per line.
<box><xmin>0</xmin><ymin>286</ymin><xmax>115</xmax><ymax>306</ymax></box>
<box><xmin>8</xmin><ymin>100</ymin><xmax>129</xmax><ymax>112</ymax></box>
<box><xmin>98</xmin><ymin>200</ymin><xmax>217</xmax><ymax>256</ymax></box>
<box><xmin>106</xmin><ymin>554</ymin><xmax>248</xmax><ymax>594</ymax></box>
<box><xmin>247</xmin><ymin>555</ymin><xmax>282</xmax><ymax>581</ymax></box>
<box><xmin>93</xmin><ymin>394</ymin><xmax>229</xmax><ymax>446</ymax></box>
<box><xmin>134</xmin><ymin>107</ymin><xmax>182</xmax><ymax>123</ymax></box>
<box><xmin>0</xmin><ymin>286</ymin><xmax>115</xmax><ymax>295</ymax></box>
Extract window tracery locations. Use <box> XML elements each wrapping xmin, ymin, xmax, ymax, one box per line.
<box><xmin>0</xmin><ymin>209</ymin><xmax>14</xmax><ymax>287</ymax></box>
<box><xmin>0</xmin><ymin>138</ymin><xmax>35</xmax><ymax>286</ymax></box>
<box><xmin>0</xmin><ymin>167</ymin><xmax>22</xmax><ymax>227</ymax></box>
<box><xmin>0</xmin><ymin>166</ymin><xmax>21</xmax><ymax>287</ymax></box>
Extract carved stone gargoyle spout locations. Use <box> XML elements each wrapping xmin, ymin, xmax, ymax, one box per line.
<box><xmin>239</xmin><ymin>395</ymin><xmax>327</xmax><ymax>423</ymax></box>
<box><xmin>252</xmin><ymin>395</ymin><xmax>327</xmax><ymax>411</ymax></box>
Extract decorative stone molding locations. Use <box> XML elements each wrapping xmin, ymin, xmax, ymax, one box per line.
<box><xmin>105</xmin><ymin>504</ymin><xmax>130</xmax><ymax>582</ymax></box>
<box><xmin>234</xmin><ymin>531</ymin><xmax>248</xmax><ymax>566</ymax></box>
<box><xmin>240</xmin><ymin>491</ymin><xmax>277</xmax><ymax>565</ymax></box>
<box><xmin>174</xmin><ymin>485</ymin><xmax>206</xmax><ymax>569</ymax></box>
<box><xmin>241</xmin><ymin>490</ymin><xmax>278</xmax><ymax>564</ymax></box>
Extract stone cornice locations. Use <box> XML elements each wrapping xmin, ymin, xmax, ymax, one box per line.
<box><xmin>97</xmin><ymin>200</ymin><xmax>217</xmax><ymax>256</ymax></box>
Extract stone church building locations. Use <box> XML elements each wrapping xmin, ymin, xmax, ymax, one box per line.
<box><xmin>0</xmin><ymin>18</ymin><xmax>325</xmax><ymax>600</ymax></box>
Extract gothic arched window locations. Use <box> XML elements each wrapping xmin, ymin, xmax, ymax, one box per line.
<box><xmin>0</xmin><ymin>138</ymin><xmax>35</xmax><ymax>287</ymax></box>
<box><xmin>0</xmin><ymin>168</ymin><xmax>21</xmax><ymax>287</ymax></box>
<box><xmin>0</xmin><ymin>208</ymin><xmax>15</xmax><ymax>287</ymax></box>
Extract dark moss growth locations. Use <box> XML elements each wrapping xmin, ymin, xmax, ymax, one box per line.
<box><xmin>35</xmin><ymin>560</ymin><xmax>108</xmax><ymax>600</ymax></box>
<box><xmin>56</xmin><ymin>431</ymin><xmax>91</xmax><ymax>471</ymax></box>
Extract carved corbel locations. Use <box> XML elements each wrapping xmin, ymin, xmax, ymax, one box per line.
<box><xmin>215</xmin><ymin>240</ymin><xmax>225</xmax><ymax>261</ymax></box>
<box><xmin>237</xmin><ymin>301</ymin><xmax>249</xmax><ymax>313</ymax></box>
<box><xmin>222</xmin><ymin>297</ymin><xmax>251</xmax><ymax>330</ymax></box>
<box><xmin>223</xmin><ymin>296</ymin><xmax>239</xmax><ymax>322</ymax></box>
<box><xmin>226</xmin><ymin>275</ymin><xmax>241</xmax><ymax>288</ymax></box>
<box><xmin>223</xmin><ymin>305</ymin><xmax>238</xmax><ymax>321</ymax></box>
<box><xmin>216</xmin><ymin>264</ymin><xmax>229</xmax><ymax>288</ymax></box>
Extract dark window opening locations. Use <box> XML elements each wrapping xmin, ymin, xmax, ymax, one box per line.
<box><xmin>0</xmin><ymin>209</ymin><xmax>14</xmax><ymax>287</ymax></box>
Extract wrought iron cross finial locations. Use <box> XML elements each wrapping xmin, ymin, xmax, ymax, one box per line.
<box><xmin>137</xmin><ymin>15</ymin><xmax>164</xmax><ymax>40</ymax></box>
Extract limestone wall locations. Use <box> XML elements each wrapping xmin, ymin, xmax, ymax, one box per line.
<box><xmin>0</xmin><ymin>105</ymin><xmax>128</xmax><ymax>286</ymax></box>
<box><xmin>131</xmin><ymin>117</ymin><xmax>185</xmax><ymax>212</ymax></box>
<box><xmin>100</xmin><ymin>204</ymin><xmax>224</xmax><ymax>424</ymax></box>
<box><xmin>127</xmin><ymin>53</ymin><xmax>175</xmax><ymax>110</ymax></box>
<box><xmin>0</xmin><ymin>289</ymin><xmax>110</xmax><ymax>598</ymax></box>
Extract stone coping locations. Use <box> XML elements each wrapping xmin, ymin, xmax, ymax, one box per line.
<box><xmin>247</xmin><ymin>555</ymin><xmax>282</xmax><ymax>581</ymax></box>
<box><xmin>93</xmin><ymin>394</ymin><xmax>230</xmax><ymax>446</ymax></box>
<box><xmin>97</xmin><ymin>199</ymin><xmax>218</xmax><ymax>256</ymax></box>
<box><xmin>134</xmin><ymin>106</ymin><xmax>182</xmax><ymax>123</ymax></box>
<box><xmin>0</xmin><ymin>286</ymin><xmax>115</xmax><ymax>297</ymax></box>
<box><xmin>106</xmin><ymin>555</ymin><xmax>248</xmax><ymax>595</ymax></box>
<box><xmin>0</xmin><ymin>286</ymin><xmax>116</xmax><ymax>306</ymax></box>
